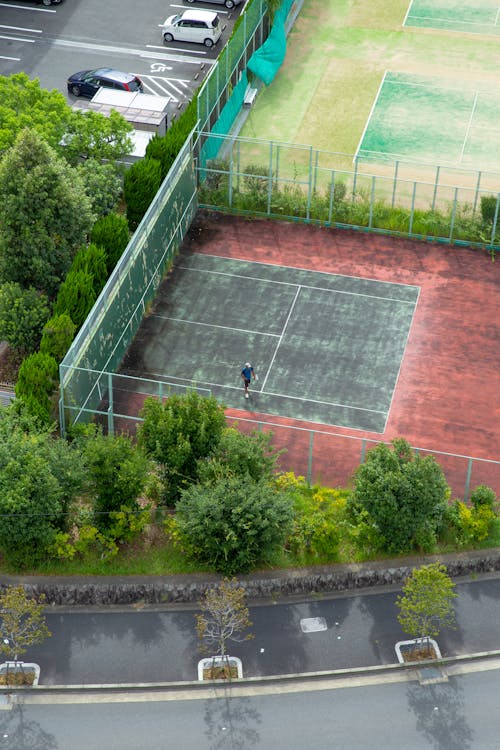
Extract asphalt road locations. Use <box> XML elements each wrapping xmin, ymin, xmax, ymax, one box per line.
<box><xmin>26</xmin><ymin>574</ymin><xmax>500</xmax><ymax>685</ymax></box>
<box><xmin>0</xmin><ymin>0</ymin><xmax>243</xmax><ymax>105</ymax></box>
<box><xmin>1</xmin><ymin>667</ymin><xmax>499</xmax><ymax>749</ymax></box>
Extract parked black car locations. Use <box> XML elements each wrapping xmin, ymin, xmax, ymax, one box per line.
<box><xmin>67</xmin><ymin>68</ymin><xmax>143</xmax><ymax>98</ymax></box>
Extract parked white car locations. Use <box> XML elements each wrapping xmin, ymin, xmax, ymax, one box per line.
<box><xmin>162</xmin><ymin>9</ymin><xmax>222</xmax><ymax>48</ymax></box>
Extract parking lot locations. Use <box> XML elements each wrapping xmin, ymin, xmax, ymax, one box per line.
<box><xmin>0</xmin><ymin>0</ymin><xmax>243</xmax><ymax>106</ymax></box>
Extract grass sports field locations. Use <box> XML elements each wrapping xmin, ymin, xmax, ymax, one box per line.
<box><xmin>241</xmin><ymin>0</ymin><xmax>500</xmax><ymax>173</ymax></box>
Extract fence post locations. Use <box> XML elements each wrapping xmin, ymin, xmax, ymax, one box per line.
<box><xmin>307</xmin><ymin>145</ymin><xmax>313</xmax><ymax>220</ymax></box>
<box><xmin>464</xmin><ymin>457</ymin><xmax>473</xmax><ymax>502</ymax></box>
<box><xmin>107</xmin><ymin>372</ymin><xmax>114</xmax><ymax>436</ymax></box>
<box><xmin>473</xmin><ymin>171</ymin><xmax>482</xmax><ymax>215</ymax></box>
<box><xmin>369</xmin><ymin>176</ymin><xmax>375</xmax><ymax>228</ymax></box>
<box><xmin>360</xmin><ymin>439</ymin><xmax>366</xmax><ymax>463</ymax></box>
<box><xmin>307</xmin><ymin>430</ymin><xmax>314</xmax><ymax>485</ymax></box>
<box><xmin>267</xmin><ymin>141</ymin><xmax>274</xmax><ymax>215</ymax></box>
<box><xmin>328</xmin><ymin>170</ymin><xmax>335</xmax><ymax>223</ymax></box>
<box><xmin>352</xmin><ymin>157</ymin><xmax>358</xmax><ymax>200</ymax></box>
<box><xmin>449</xmin><ymin>187</ymin><xmax>458</xmax><ymax>242</ymax></box>
<box><xmin>432</xmin><ymin>165</ymin><xmax>440</xmax><ymax>212</ymax></box>
<box><xmin>391</xmin><ymin>160</ymin><xmax>399</xmax><ymax>208</ymax></box>
<box><xmin>158</xmin><ymin>381</ymin><xmax>163</xmax><ymax>403</ymax></box>
<box><xmin>409</xmin><ymin>181</ymin><xmax>417</xmax><ymax>235</ymax></box>
<box><xmin>490</xmin><ymin>193</ymin><xmax>500</xmax><ymax>246</ymax></box>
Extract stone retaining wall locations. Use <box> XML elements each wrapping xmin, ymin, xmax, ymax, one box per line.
<box><xmin>3</xmin><ymin>548</ymin><xmax>500</xmax><ymax>605</ymax></box>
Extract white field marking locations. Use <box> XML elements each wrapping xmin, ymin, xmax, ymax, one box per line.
<box><xmin>382</xmin><ymin>285</ymin><xmax>421</xmax><ymax>433</ymax></box>
<box><xmin>143</xmin><ymin>371</ymin><xmax>386</xmax><ymax>415</ymax></box>
<box><xmin>260</xmin><ymin>285</ymin><xmax>301</xmax><ymax>393</ymax></box>
<box><xmin>0</xmin><ymin>24</ymin><xmax>42</xmax><ymax>33</ymax></box>
<box><xmin>194</xmin><ymin>253</ymin><xmax>420</xmax><ymax>292</ymax></box>
<box><xmin>151</xmin><ymin>313</ymin><xmax>281</xmax><ymax>337</ymax></box>
<box><xmin>0</xmin><ymin>54</ymin><xmax>20</xmax><ymax>60</ymax></box>
<box><xmin>408</xmin><ymin>14</ymin><xmax>497</xmax><ymax>29</ymax></box>
<box><xmin>353</xmin><ymin>70</ymin><xmax>387</xmax><ymax>165</ymax></box>
<box><xmin>175</xmin><ymin>265</ymin><xmax>418</xmax><ymax>305</ymax></box>
<box><xmin>459</xmin><ymin>91</ymin><xmax>479</xmax><ymax>164</ymax></box>
<box><xmin>0</xmin><ymin>2</ymin><xmax>54</xmax><ymax>10</ymax></box>
<box><xmin>402</xmin><ymin>0</ymin><xmax>415</xmax><ymax>26</ymax></box>
<box><xmin>0</xmin><ymin>33</ymin><xmax>34</xmax><ymax>43</ymax></box>
<box><xmin>495</xmin><ymin>7</ymin><xmax>500</xmax><ymax>26</ymax></box>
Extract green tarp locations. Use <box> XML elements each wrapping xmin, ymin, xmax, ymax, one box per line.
<box><xmin>248</xmin><ymin>0</ymin><xmax>295</xmax><ymax>85</ymax></box>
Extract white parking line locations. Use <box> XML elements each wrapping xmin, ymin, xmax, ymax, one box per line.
<box><xmin>0</xmin><ymin>2</ymin><xmax>55</xmax><ymax>10</ymax></box>
<box><xmin>169</xmin><ymin>3</ymin><xmax>230</xmax><ymax>14</ymax></box>
<box><xmin>0</xmin><ymin>33</ymin><xmax>34</xmax><ymax>43</ymax></box>
<box><xmin>146</xmin><ymin>43</ymin><xmax>209</xmax><ymax>59</ymax></box>
<box><xmin>0</xmin><ymin>25</ymin><xmax>42</xmax><ymax>33</ymax></box>
<box><xmin>0</xmin><ymin>55</ymin><xmax>20</xmax><ymax>61</ymax></box>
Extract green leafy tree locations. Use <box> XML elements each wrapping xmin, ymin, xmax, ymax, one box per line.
<box><xmin>350</xmin><ymin>438</ymin><xmax>449</xmax><ymax>554</ymax></box>
<box><xmin>0</xmin><ymin>73</ymin><xmax>132</xmax><ymax>165</ymax></box>
<box><xmin>196</xmin><ymin>578</ymin><xmax>253</xmax><ymax>659</ymax></box>
<box><xmin>124</xmin><ymin>157</ymin><xmax>162</xmax><ymax>230</ymax></box>
<box><xmin>53</xmin><ymin>269</ymin><xmax>96</xmax><ymax>328</ymax></box>
<box><xmin>196</xmin><ymin>427</ymin><xmax>282</xmax><ymax>484</ymax></box>
<box><xmin>0</xmin><ymin>423</ymin><xmax>83</xmax><ymax>568</ymax></box>
<box><xmin>39</xmin><ymin>313</ymin><xmax>76</xmax><ymax>362</ymax></box>
<box><xmin>15</xmin><ymin>352</ymin><xmax>59</xmax><ymax>425</ymax></box>
<box><xmin>0</xmin><ymin>129</ymin><xmax>94</xmax><ymax>297</ymax></box>
<box><xmin>71</xmin><ymin>243</ymin><xmax>108</xmax><ymax>297</ymax></box>
<box><xmin>0</xmin><ymin>586</ymin><xmax>51</xmax><ymax>664</ymax></box>
<box><xmin>397</xmin><ymin>563</ymin><xmax>457</xmax><ymax>654</ymax></box>
<box><xmin>77</xmin><ymin>159</ymin><xmax>122</xmax><ymax>218</ymax></box>
<box><xmin>145</xmin><ymin>97</ymin><xmax>197</xmax><ymax>180</ymax></box>
<box><xmin>0</xmin><ymin>283</ymin><xmax>50</xmax><ymax>355</ymax></box>
<box><xmin>83</xmin><ymin>431</ymin><xmax>150</xmax><ymax>537</ymax></box>
<box><xmin>174</xmin><ymin>476</ymin><xmax>294</xmax><ymax>574</ymax></box>
<box><xmin>91</xmin><ymin>212</ymin><xmax>130</xmax><ymax>274</ymax></box>
<box><xmin>138</xmin><ymin>392</ymin><xmax>226</xmax><ymax>505</ymax></box>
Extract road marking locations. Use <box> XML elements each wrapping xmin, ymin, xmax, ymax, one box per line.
<box><xmin>0</xmin><ymin>24</ymin><xmax>42</xmax><ymax>33</ymax></box>
<box><xmin>150</xmin><ymin>62</ymin><xmax>173</xmax><ymax>72</ymax></box>
<box><xmin>0</xmin><ymin>55</ymin><xmax>20</xmax><ymax>60</ymax></box>
<box><xmin>140</xmin><ymin>76</ymin><xmax>190</xmax><ymax>100</ymax></box>
<box><xmin>46</xmin><ymin>37</ymin><xmax>214</xmax><ymax>66</ymax></box>
<box><xmin>0</xmin><ymin>2</ymin><xmax>55</xmax><ymax>10</ymax></box>
<box><xmin>169</xmin><ymin>3</ymin><xmax>231</xmax><ymax>15</ymax></box>
<box><xmin>146</xmin><ymin>43</ymin><xmax>210</xmax><ymax>60</ymax></box>
<box><xmin>0</xmin><ymin>33</ymin><xmax>35</xmax><ymax>43</ymax></box>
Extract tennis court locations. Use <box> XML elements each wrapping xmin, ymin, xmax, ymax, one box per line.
<box><xmin>120</xmin><ymin>252</ymin><xmax>419</xmax><ymax>433</ymax></box>
<box><xmin>355</xmin><ymin>71</ymin><xmax>500</xmax><ymax>170</ymax></box>
<box><xmin>405</xmin><ymin>0</ymin><xmax>500</xmax><ymax>35</ymax></box>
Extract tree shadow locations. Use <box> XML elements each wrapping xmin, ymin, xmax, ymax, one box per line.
<box><xmin>406</xmin><ymin>678</ymin><xmax>474</xmax><ymax>750</ymax></box>
<box><xmin>203</xmin><ymin>685</ymin><xmax>261</xmax><ymax>750</ymax></box>
<box><xmin>0</xmin><ymin>704</ymin><xmax>58</xmax><ymax>750</ymax></box>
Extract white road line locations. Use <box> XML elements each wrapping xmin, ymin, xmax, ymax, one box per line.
<box><xmin>151</xmin><ymin>313</ymin><xmax>280</xmax><ymax>337</ymax></box>
<box><xmin>0</xmin><ymin>2</ymin><xmax>55</xmax><ymax>10</ymax></box>
<box><xmin>47</xmin><ymin>37</ymin><xmax>211</xmax><ymax>66</ymax></box>
<box><xmin>146</xmin><ymin>43</ymin><xmax>208</xmax><ymax>58</ymax></box>
<box><xmin>169</xmin><ymin>2</ymin><xmax>230</xmax><ymax>14</ymax></box>
<box><xmin>0</xmin><ymin>33</ymin><xmax>34</xmax><ymax>43</ymax></box>
<box><xmin>260</xmin><ymin>286</ymin><xmax>301</xmax><ymax>392</ymax></box>
<box><xmin>0</xmin><ymin>25</ymin><xmax>42</xmax><ymax>33</ymax></box>
<box><xmin>0</xmin><ymin>55</ymin><xmax>20</xmax><ymax>60</ymax></box>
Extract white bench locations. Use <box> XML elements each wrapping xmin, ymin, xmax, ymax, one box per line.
<box><xmin>243</xmin><ymin>87</ymin><xmax>258</xmax><ymax>107</ymax></box>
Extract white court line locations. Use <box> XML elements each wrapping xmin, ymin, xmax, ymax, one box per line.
<box><xmin>143</xmin><ymin>371</ymin><xmax>386</xmax><ymax>416</ymax></box>
<box><xmin>0</xmin><ymin>25</ymin><xmax>42</xmax><ymax>33</ymax></box>
<box><xmin>459</xmin><ymin>91</ymin><xmax>478</xmax><ymax>164</ymax></box>
<box><xmin>495</xmin><ymin>7</ymin><xmax>500</xmax><ymax>26</ymax></box>
<box><xmin>260</xmin><ymin>286</ymin><xmax>302</xmax><ymax>392</ymax></box>
<box><xmin>151</xmin><ymin>313</ymin><xmax>280</xmax><ymax>338</ymax></box>
<box><xmin>402</xmin><ymin>0</ymin><xmax>415</xmax><ymax>26</ymax></box>
<box><xmin>176</xmin><ymin>265</ymin><xmax>418</xmax><ymax>305</ymax></box>
<box><xmin>197</xmin><ymin>252</ymin><xmax>420</xmax><ymax>291</ymax></box>
<box><xmin>353</xmin><ymin>70</ymin><xmax>387</xmax><ymax>165</ymax></box>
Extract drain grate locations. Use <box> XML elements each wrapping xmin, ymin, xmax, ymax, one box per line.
<box><xmin>300</xmin><ymin>617</ymin><xmax>327</xmax><ymax>633</ymax></box>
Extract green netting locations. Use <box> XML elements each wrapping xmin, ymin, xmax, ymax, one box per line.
<box><xmin>200</xmin><ymin>71</ymin><xmax>249</xmax><ymax>165</ymax></box>
<box><xmin>248</xmin><ymin>0</ymin><xmax>295</xmax><ymax>85</ymax></box>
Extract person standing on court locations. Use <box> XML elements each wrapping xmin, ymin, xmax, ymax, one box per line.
<box><xmin>241</xmin><ymin>362</ymin><xmax>256</xmax><ymax>399</ymax></box>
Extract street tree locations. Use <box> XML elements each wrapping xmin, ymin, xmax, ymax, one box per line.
<box><xmin>196</xmin><ymin>578</ymin><xmax>253</xmax><ymax>661</ymax></box>
<box><xmin>397</xmin><ymin>563</ymin><xmax>457</xmax><ymax>654</ymax></box>
<box><xmin>0</xmin><ymin>586</ymin><xmax>51</xmax><ymax>665</ymax></box>
<box><xmin>0</xmin><ymin>129</ymin><xmax>94</xmax><ymax>297</ymax></box>
<box><xmin>0</xmin><ymin>283</ymin><xmax>50</xmax><ymax>355</ymax></box>
<box><xmin>350</xmin><ymin>438</ymin><xmax>450</xmax><ymax>554</ymax></box>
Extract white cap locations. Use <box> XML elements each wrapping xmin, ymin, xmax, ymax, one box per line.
<box><xmin>245</xmin><ymin>362</ymin><xmax>251</xmax><ymax>367</ymax></box>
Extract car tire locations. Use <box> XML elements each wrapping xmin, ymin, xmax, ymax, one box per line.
<box><xmin>225</xmin><ymin>0</ymin><xmax>235</xmax><ymax>7</ymax></box>
<box><xmin>70</xmin><ymin>84</ymin><xmax>81</xmax><ymax>97</ymax></box>
<box><xmin>186</xmin><ymin>0</ymin><xmax>195</xmax><ymax>3</ymax></box>
<box><xmin>204</xmin><ymin>38</ymin><xmax>214</xmax><ymax>47</ymax></box>
<box><xmin>163</xmin><ymin>33</ymin><xmax>174</xmax><ymax>43</ymax></box>
<box><xmin>42</xmin><ymin>0</ymin><xmax>52</xmax><ymax>5</ymax></box>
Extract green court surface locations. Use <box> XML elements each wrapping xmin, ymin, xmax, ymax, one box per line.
<box><xmin>356</xmin><ymin>72</ymin><xmax>500</xmax><ymax>169</ymax></box>
<box><xmin>405</xmin><ymin>0</ymin><xmax>500</xmax><ymax>35</ymax></box>
<box><xmin>122</xmin><ymin>253</ymin><xmax>420</xmax><ymax>433</ymax></box>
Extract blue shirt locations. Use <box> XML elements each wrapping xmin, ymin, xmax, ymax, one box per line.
<box><xmin>241</xmin><ymin>365</ymin><xmax>254</xmax><ymax>380</ymax></box>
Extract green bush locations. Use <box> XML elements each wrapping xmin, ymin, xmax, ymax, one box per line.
<box><xmin>40</xmin><ymin>313</ymin><xmax>77</xmax><ymax>362</ymax></box>
<box><xmin>53</xmin><ymin>269</ymin><xmax>97</xmax><ymax>328</ymax></box>
<box><xmin>174</xmin><ymin>476</ymin><xmax>294</xmax><ymax>574</ymax></box>
<box><xmin>71</xmin><ymin>243</ymin><xmax>108</xmax><ymax>297</ymax></box>
<box><xmin>145</xmin><ymin>98</ymin><xmax>197</xmax><ymax>180</ymax></box>
<box><xmin>91</xmin><ymin>212</ymin><xmax>130</xmax><ymax>274</ymax></box>
<box><xmin>124</xmin><ymin>157</ymin><xmax>162</xmax><ymax>231</ymax></box>
<box><xmin>284</xmin><ymin>478</ymin><xmax>345</xmax><ymax>560</ymax></box>
<box><xmin>15</xmin><ymin>352</ymin><xmax>58</xmax><ymax>425</ymax></box>
<box><xmin>480</xmin><ymin>195</ymin><xmax>499</xmax><ymax>224</ymax></box>
<box><xmin>470</xmin><ymin>484</ymin><xmax>497</xmax><ymax>510</ymax></box>
<box><xmin>77</xmin><ymin>159</ymin><xmax>122</xmax><ymax>218</ymax></box>
<box><xmin>444</xmin><ymin>499</ymin><xmax>496</xmax><ymax>547</ymax></box>
<box><xmin>0</xmin><ymin>283</ymin><xmax>50</xmax><ymax>355</ymax></box>
<box><xmin>196</xmin><ymin>427</ymin><xmax>282</xmax><ymax>484</ymax></box>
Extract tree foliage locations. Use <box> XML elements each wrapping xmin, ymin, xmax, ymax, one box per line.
<box><xmin>196</xmin><ymin>427</ymin><xmax>282</xmax><ymax>484</ymax></box>
<box><xmin>39</xmin><ymin>313</ymin><xmax>77</xmax><ymax>362</ymax></box>
<box><xmin>62</xmin><ymin>108</ymin><xmax>133</xmax><ymax>166</ymax></box>
<box><xmin>91</xmin><ymin>212</ymin><xmax>130</xmax><ymax>274</ymax></box>
<box><xmin>397</xmin><ymin>563</ymin><xmax>457</xmax><ymax>642</ymax></box>
<box><xmin>196</xmin><ymin>578</ymin><xmax>253</xmax><ymax>657</ymax></box>
<box><xmin>53</xmin><ymin>269</ymin><xmax>96</xmax><ymax>328</ymax></box>
<box><xmin>0</xmin><ymin>283</ymin><xmax>50</xmax><ymax>355</ymax></box>
<box><xmin>71</xmin><ymin>243</ymin><xmax>108</xmax><ymax>297</ymax></box>
<box><xmin>0</xmin><ymin>586</ymin><xmax>51</xmax><ymax>663</ymax></box>
<box><xmin>174</xmin><ymin>476</ymin><xmax>294</xmax><ymax>574</ymax></box>
<box><xmin>350</xmin><ymin>438</ymin><xmax>450</xmax><ymax>554</ymax></box>
<box><xmin>15</xmin><ymin>352</ymin><xmax>59</xmax><ymax>425</ymax></box>
<box><xmin>124</xmin><ymin>157</ymin><xmax>162</xmax><ymax>230</ymax></box>
<box><xmin>77</xmin><ymin>159</ymin><xmax>122</xmax><ymax>218</ymax></box>
<box><xmin>138</xmin><ymin>392</ymin><xmax>226</xmax><ymax>504</ymax></box>
<box><xmin>0</xmin><ymin>129</ymin><xmax>94</xmax><ymax>297</ymax></box>
<box><xmin>83</xmin><ymin>431</ymin><xmax>150</xmax><ymax>537</ymax></box>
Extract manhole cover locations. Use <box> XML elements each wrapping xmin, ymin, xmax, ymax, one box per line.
<box><xmin>300</xmin><ymin>617</ymin><xmax>327</xmax><ymax>633</ymax></box>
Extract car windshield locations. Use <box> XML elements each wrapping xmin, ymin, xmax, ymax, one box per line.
<box><xmin>171</xmin><ymin>14</ymin><xmax>181</xmax><ymax>23</ymax></box>
<box><xmin>128</xmin><ymin>78</ymin><xmax>142</xmax><ymax>91</ymax></box>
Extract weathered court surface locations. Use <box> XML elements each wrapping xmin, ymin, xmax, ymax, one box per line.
<box><xmin>118</xmin><ymin>213</ymin><xmax>500</xmax><ymax>497</ymax></box>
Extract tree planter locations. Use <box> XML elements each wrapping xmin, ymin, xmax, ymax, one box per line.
<box><xmin>0</xmin><ymin>662</ymin><xmax>40</xmax><ymax>686</ymax></box>
<box><xmin>198</xmin><ymin>656</ymin><xmax>243</xmax><ymax>681</ymax></box>
<box><xmin>395</xmin><ymin>638</ymin><xmax>442</xmax><ymax>664</ymax></box>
